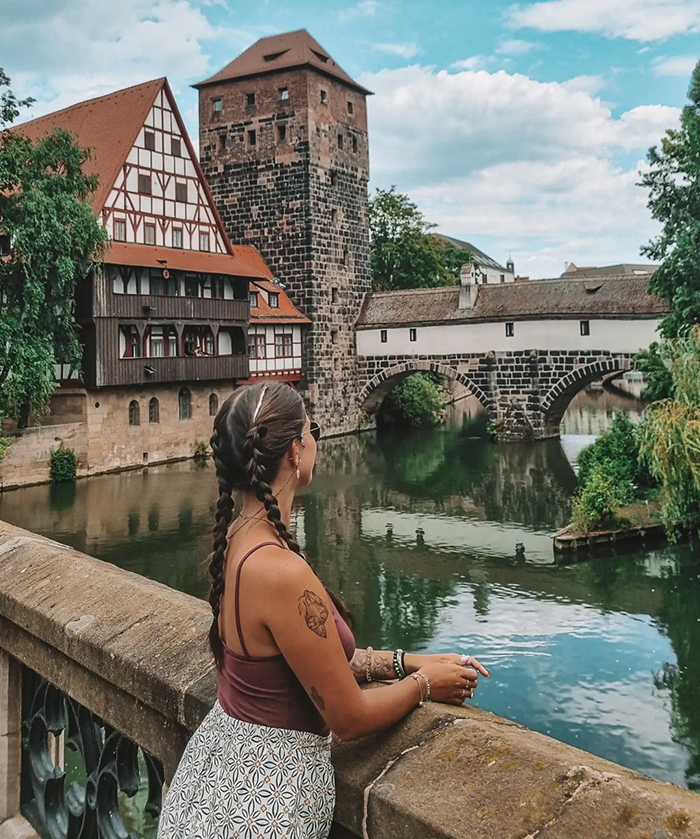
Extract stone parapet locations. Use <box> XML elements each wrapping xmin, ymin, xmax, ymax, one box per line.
<box><xmin>0</xmin><ymin>520</ymin><xmax>699</xmax><ymax>838</ymax></box>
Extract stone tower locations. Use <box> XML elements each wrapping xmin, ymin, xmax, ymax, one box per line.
<box><xmin>195</xmin><ymin>30</ymin><xmax>372</xmax><ymax>433</ymax></box>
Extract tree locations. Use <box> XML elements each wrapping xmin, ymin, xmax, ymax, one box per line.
<box><xmin>640</xmin><ymin>60</ymin><xmax>700</xmax><ymax>338</ymax></box>
<box><xmin>0</xmin><ymin>70</ymin><xmax>107</xmax><ymax>424</ymax></box>
<box><xmin>378</xmin><ymin>372</ymin><xmax>446</xmax><ymax>429</ymax></box>
<box><xmin>368</xmin><ymin>187</ymin><xmax>467</xmax><ymax>290</ymax></box>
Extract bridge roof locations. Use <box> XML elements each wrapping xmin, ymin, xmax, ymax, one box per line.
<box><xmin>357</xmin><ymin>276</ymin><xmax>668</xmax><ymax>328</ymax></box>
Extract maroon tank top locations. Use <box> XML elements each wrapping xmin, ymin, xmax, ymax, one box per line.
<box><xmin>217</xmin><ymin>542</ymin><xmax>356</xmax><ymax>736</ymax></box>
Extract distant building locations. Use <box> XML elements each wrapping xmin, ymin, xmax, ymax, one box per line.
<box><xmin>12</xmin><ymin>78</ymin><xmax>267</xmax><ymax>476</ymax></box>
<box><xmin>196</xmin><ymin>29</ymin><xmax>372</xmax><ymax>434</ymax></box>
<box><xmin>433</xmin><ymin>234</ymin><xmax>515</xmax><ymax>284</ymax></box>
<box><xmin>562</xmin><ymin>263</ymin><xmax>658</xmax><ymax>278</ymax></box>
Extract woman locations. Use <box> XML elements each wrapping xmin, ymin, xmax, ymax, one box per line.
<box><xmin>158</xmin><ymin>381</ymin><xmax>489</xmax><ymax>838</ymax></box>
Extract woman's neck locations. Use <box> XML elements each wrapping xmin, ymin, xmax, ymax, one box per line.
<box><xmin>239</xmin><ymin>485</ymin><xmax>294</xmax><ymax>529</ymax></box>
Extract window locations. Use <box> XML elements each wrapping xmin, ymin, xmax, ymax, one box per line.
<box><xmin>128</xmin><ymin>400</ymin><xmax>140</xmax><ymax>427</ymax></box>
<box><xmin>149</xmin><ymin>327</ymin><xmax>164</xmax><ymax>357</ymax></box>
<box><xmin>246</xmin><ymin>92</ymin><xmax>256</xmax><ymax>106</ymax></box>
<box><xmin>149</xmin><ymin>397</ymin><xmax>159</xmax><ymax>424</ymax></box>
<box><xmin>219</xmin><ymin>133</ymin><xmax>227</xmax><ymax>151</ymax></box>
<box><xmin>113</xmin><ymin>219</ymin><xmax>127</xmax><ymax>242</ymax></box>
<box><xmin>320</xmin><ymin>89</ymin><xmax>327</xmax><ymax>104</ymax></box>
<box><xmin>380</xmin><ymin>329</ymin><xmax>388</xmax><ymax>344</ymax></box>
<box><xmin>248</xmin><ymin>129</ymin><xmax>256</xmax><ymax>146</ymax></box>
<box><xmin>250</xmin><ymin>291</ymin><xmax>259</xmax><ymax>308</ymax></box>
<box><xmin>331</xmin><ymin>287</ymin><xmax>338</xmax><ymax>304</ymax></box>
<box><xmin>500</xmin><ymin>273</ymin><xmax>505</xmax><ymax>284</ymax></box>
<box><xmin>185</xmin><ymin>276</ymin><xmax>200</xmax><ymax>298</ymax></box>
<box><xmin>505</xmin><ymin>322</ymin><xmax>515</xmax><ymax>337</ymax></box>
<box><xmin>179</xmin><ymin>387</ymin><xmax>191</xmax><ymax>420</ymax></box>
<box><xmin>580</xmin><ymin>320</ymin><xmax>591</xmax><ymax>336</ymax></box>
<box><xmin>338</xmin><ymin>133</ymin><xmax>344</xmax><ymax>150</ymax></box>
<box><xmin>330</xmin><ymin>170</ymin><xmax>337</xmax><ymax>187</ymax></box>
<box><xmin>209</xmin><ymin>393</ymin><xmax>219</xmax><ymax>416</ymax></box>
<box><xmin>0</xmin><ymin>234</ymin><xmax>10</xmax><ymax>255</ymax></box>
<box><xmin>279</xmin><ymin>87</ymin><xmax>289</xmax><ymax>100</ymax></box>
<box><xmin>352</xmin><ymin>135</ymin><xmax>358</xmax><ymax>153</ymax></box>
<box><xmin>175</xmin><ymin>182</ymin><xmax>187</xmax><ymax>203</ymax></box>
<box><xmin>331</xmin><ymin>208</ymin><xmax>338</xmax><ymax>224</ymax></box>
<box><xmin>269</xmin><ymin>292</ymin><xmax>279</xmax><ymax>309</ymax></box>
<box><xmin>331</xmin><ymin>330</ymin><xmax>338</xmax><ymax>345</ymax></box>
<box><xmin>173</xmin><ymin>227</ymin><xmax>183</xmax><ymax>249</ymax></box>
<box><xmin>144</xmin><ymin>223</ymin><xmax>156</xmax><ymax>245</ymax></box>
<box><xmin>121</xmin><ymin>326</ymin><xmax>140</xmax><ymax>358</ymax></box>
<box><xmin>341</xmin><ymin>248</ymin><xmax>348</xmax><ymax>267</ymax></box>
<box><xmin>171</xmin><ymin>138</ymin><xmax>181</xmax><ymax>157</ymax></box>
<box><xmin>200</xmin><ymin>231</ymin><xmax>210</xmax><ymax>252</ymax></box>
<box><xmin>409</xmin><ymin>328</ymin><xmax>417</xmax><ymax>342</ymax></box>
<box><xmin>275</xmin><ymin>331</ymin><xmax>293</xmax><ymax>358</ymax></box>
<box><xmin>144</xmin><ymin>131</ymin><xmax>155</xmax><ymax>151</ymax></box>
<box><xmin>150</xmin><ymin>270</ymin><xmax>177</xmax><ymax>297</ymax></box>
<box><xmin>212</xmin><ymin>98</ymin><xmax>222</xmax><ymax>113</ymax></box>
<box><xmin>347</xmin><ymin>100</ymin><xmax>354</xmax><ymax>114</ymax></box>
<box><xmin>184</xmin><ymin>326</ymin><xmax>214</xmax><ymax>357</ymax></box>
<box><xmin>277</xmin><ymin>124</ymin><xmax>287</xmax><ymax>142</ymax></box>
<box><xmin>168</xmin><ymin>332</ymin><xmax>178</xmax><ymax>357</ymax></box>
<box><xmin>138</xmin><ymin>173</ymin><xmax>151</xmax><ymax>195</ymax></box>
<box><xmin>249</xmin><ymin>333</ymin><xmax>266</xmax><ymax>359</ymax></box>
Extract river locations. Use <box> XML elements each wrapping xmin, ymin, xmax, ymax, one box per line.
<box><xmin>1</xmin><ymin>385</ymin><xmax>698</xmax><ymax>791</ymax></box>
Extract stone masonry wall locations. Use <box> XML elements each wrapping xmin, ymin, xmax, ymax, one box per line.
<box><xmin>0</xmin><ymin>423</ymin><xmax>88</xmax><ymax>490</ymax></box>
<box><xmin>199</xmin><ymin>68</ymin><xmax>371</xmax><ymax>435</ymax></box>
<box><xmin>358</xmin><ymin>349</ymin><xmax>636</xmax><ymax>440</ymax></box>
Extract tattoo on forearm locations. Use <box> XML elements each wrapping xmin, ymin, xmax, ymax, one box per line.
<box><xmin>297</xmin><ymin>590</ymin><xmax>329</xmax><ymax>638</ymax></box>
<box><xmin>350</xmin><ymin>649</ymin><xmax>396</xmax><ymax>681</ymax></box>
<box><xmin>310</xmin><ymin>686</ymin><xmax>325</xmax><ymax>711</ymax></box>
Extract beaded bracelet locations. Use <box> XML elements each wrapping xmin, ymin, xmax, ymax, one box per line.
<box><xmin>393</xmin><ymin>648</ymin><xmax>406</xmax><ymax>679</ymax></box>
<box><xmin>365</xmin><ymin>646</ymin><xmax>374</xmax><ymax>683</ymax></box>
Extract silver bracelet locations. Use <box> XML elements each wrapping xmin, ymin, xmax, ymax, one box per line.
<box><xmin>410</xmin><ymin>673</ymin><xmax>426</xmax><ymax>706</ymax></box>
<box><xmin>423</xmin><ymin>673</ymin><xmax>431</xmax><ymax>702</ymax></box>
<box><xmin>365</xmin><ymin>646</ymin><xmax>374</xmax><ymax>683</ymax></box>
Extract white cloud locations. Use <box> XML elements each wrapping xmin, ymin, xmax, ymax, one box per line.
<box><xmin>653</xmin><ymin>54</ymin><xmax>700</xmax><ymax>76</ymax></box>
<box><xmin>560</xmin><ymin>74</ymin><xmax>606</xmax><ymax>94</ymax></box>
<box><xmin>507</xmin><ymin>0</ymin><xmax>700</xmax><ymax>42</ymax></box>
<box><xmin>451</xmin><ymin>56</ymin><xmax>489</xmax><ymax>71</ymax></box>
<box><xmin>361</xmin><ymin>64</ymin><xmax>680</xmax><ymax>276</ymax></box>
<box><xmin>496</xmin><ymin>38</ymin><xmax>541</xmax><ymax>56</ymax></box>
<box><xmin>340</xmin><ymin>0</ymin><xmax>378</xmax><ymax>21</ymax></box>
<box><xmin>374</xmin><ymin>42</ymin><xmax>420</xmax><ymax>59</ymax></box>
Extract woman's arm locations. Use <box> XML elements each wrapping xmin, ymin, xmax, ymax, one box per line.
<box><xmin>349</xmin><ymin>649</ymin><xmax>488</xmax><ymax>682</ymax></box>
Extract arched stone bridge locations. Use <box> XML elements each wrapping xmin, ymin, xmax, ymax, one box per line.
<box><xmin>357</xmin><ymin>350</ymin><xmax>635</xmax><ymax>440</ymax></box>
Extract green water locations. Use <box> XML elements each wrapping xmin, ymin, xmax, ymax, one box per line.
<box><xmin>2</xmin><ymin>399</ymin><xmax>699</xmax><ymax>791</ymax></box>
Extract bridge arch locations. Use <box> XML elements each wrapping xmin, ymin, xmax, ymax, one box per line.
<box><xmin>359</xmin><ymin>360</ymin><xmax>492</xmax><ymax>417</ymax></box>
<box><xmin>540</xmin><ymin>355</ymin><xmax>635</xmax><ymax>438</ymax></box>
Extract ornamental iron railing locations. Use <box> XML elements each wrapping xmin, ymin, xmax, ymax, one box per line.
<box><xmin>20</xmin><ymin>668</ymin><xmax>163</xmax><ymax>839</ymax></box>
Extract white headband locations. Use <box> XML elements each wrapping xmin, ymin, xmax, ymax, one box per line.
<box><xmin>252</xmin><ymin>385</ymin><xmax>268</xmax><ymax>422</ymax></box>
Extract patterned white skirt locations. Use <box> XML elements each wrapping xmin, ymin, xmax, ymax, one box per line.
<box><xmin>157</xmin><ymin>701</ymin><xmax>335</xmax><ymax>839</ymax></box>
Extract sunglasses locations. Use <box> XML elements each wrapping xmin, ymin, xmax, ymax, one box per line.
<box><xmin>309</xmin><ymin>421</ymin><xmax>321</xmax><ymax>442</ymax></box>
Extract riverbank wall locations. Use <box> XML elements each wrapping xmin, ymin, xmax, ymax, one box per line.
<box><xmin>1</xmin><ymin>520</ymin><xmax>699</xmax><ymax>838</ymax></box>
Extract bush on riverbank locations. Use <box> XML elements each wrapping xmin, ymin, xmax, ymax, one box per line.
<box><xmin>378</xmin><ymin>373</ymin><xmax>446</xmax><ymax>429</ymax></box>
<box><xmin>571</xmin><ymin>464</ymin><xmax>628</xmax><ymax>532</ymax></box>
<box><xmin>50</xmin><ymin>447</ymin><xmax>77</xmax><ymax>483</ymax></box>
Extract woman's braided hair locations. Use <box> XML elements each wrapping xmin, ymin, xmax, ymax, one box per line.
<box><xmin>207</xmin><ymin>381</ymin><xmax>351</xmax><ymax>669</ymax></box>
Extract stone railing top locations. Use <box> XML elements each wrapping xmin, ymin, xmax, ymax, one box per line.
<box><xmin>1</xmin><ymin>519</ymin><xmax>699</xmax><ymax>838</ymax></box>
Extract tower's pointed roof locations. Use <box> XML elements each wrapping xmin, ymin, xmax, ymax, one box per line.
<box><xmin>13</xmin><ymin>79</ymin><xmax>165</xmax><ymax>214</ymax></box>
<box><xmin>194</xmin><ymin>29</ymin><xmax>371</xmax><ymax>94</ymax></box>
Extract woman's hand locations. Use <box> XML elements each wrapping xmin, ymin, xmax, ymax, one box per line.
<box><xmin>406</xmin><ymin>652</ymin><xmax>489</xmax><ymax>678</ymax></box>
<box><xmin>407</xmin><ymin>653</ymin><xmax>489</xmax><ymax>704</ymax></box>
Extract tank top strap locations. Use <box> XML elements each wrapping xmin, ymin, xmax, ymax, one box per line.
<box><xmin>234</xmin><ymin>541</ymin><xmax>286</xmax><ymax>658</ymax></box>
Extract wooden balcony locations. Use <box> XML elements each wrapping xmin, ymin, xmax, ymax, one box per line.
<box><xmin>98</xmin><ymin>354</ymin><xmax>249</xmax><ymax>387</ymax></box>
<box><xmin>97</xmin><ymin>293</ymin><xmax>248</xmax><ymax>323</ymax></box>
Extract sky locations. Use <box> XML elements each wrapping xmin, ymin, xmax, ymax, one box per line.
<box><xmin>1</xmin><ymin>0</ymin><xmax>699</xmax><ymax>278</ymax></box>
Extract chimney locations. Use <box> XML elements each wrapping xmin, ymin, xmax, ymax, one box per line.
<box><xmin>459</xmin><ymin>262</ymin><xmax>479</xmax><ymax>309</ymax></box>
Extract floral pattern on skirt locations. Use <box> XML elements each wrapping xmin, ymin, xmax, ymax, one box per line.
<box><xmin>157</xmin><ymin>701</ymin><xmax>335</xmax><ymax>839</ymax></box>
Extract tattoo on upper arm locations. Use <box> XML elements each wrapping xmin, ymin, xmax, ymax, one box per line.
<box><xmin>310</xmin><ymin>686</ymin><xmax>325</xmax><ymax>711</ymax></box>
<box><xmin>297</xmin><ymin>590</ymin><xmax>329</xmax><ymax>638</ymax></box>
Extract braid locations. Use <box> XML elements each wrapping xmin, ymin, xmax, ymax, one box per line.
<box><xmin>207</xmin><ymin>426</ymin><xmax>235</xmax><ymax>669</ymax></box>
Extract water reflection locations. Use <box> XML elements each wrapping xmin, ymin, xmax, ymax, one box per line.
<box><xmin>1</xmin><ymin>417</ymin><xmax>698</xmax><ymax>790</ymax></box>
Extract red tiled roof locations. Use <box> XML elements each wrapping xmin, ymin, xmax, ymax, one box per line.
<box><xmin>14</xmin><ymin>79</ymin><xmax>164</xmax><ymax>215</ymax></box>
<box><xmin>250</xmin><ymin>279</ymin><xmax>310</xmax><ymax>324</ymax></box>
<box><xmin>106</xmin><ymin>242</ymin><xmax>268</xmax><ymax>278</ymax></box>
<box><xmin>233</xmin><ymin>245</ymin><xmax>274</xmax><ymax>279</ymax></box>
<box><xmin>194</xmin><ymin>29</ymin><xmax>371</xmax><ymax>95</ymax></box>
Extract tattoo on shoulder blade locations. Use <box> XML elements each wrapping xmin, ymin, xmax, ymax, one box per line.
<box><xmin>310</xmin><ymin>686</ymin><xmax>325</xmax><ymax>711</ymax></box>
<box><xmin>297</xmin><ymin>590</ymin><xmax>329</xmax><ymax>638</ymax></box>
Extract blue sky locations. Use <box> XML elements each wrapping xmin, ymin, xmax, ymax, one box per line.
<box><xmin>2</xmin><ymin>0</ymin><xmax>699</xmax><ymax>276</ymax></box>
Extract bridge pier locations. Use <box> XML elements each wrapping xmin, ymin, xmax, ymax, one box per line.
<box><xmin>358</xmin><ymin>351</ymin><xmax>636</xmax><ymax>442</ymax></box>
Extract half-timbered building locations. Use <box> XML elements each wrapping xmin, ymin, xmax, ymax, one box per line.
<box><xmin>14</xmin><ymin>78</ymin><xmax>269</xmax><ymax>473</ymax></box>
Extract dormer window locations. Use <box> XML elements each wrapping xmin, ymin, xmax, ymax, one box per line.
<box><xmin>250</xmin><ymin>291</ymin><xmax>259</xmax><ymax>308</ymax></box>
<box><xmin>269</xmin><ymin>292</ymin><xmax>280</xmax><ymax>309</ymax></box>
<box><xmin>264</xmin><ymin>50</ymin><xmax>288</xmax><ymax>62</ymax></box>
<box><xmin>312</xmin><ymin>49</ymin><xmax>329</xmax><ymax>64</ymax></box>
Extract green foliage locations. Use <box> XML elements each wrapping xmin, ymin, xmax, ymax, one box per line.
<box><xmin>0</xmin><ymin>436</ymin><xmax>10</xmax><ymax>461</ymax></box>
<box><xmin>50</xmin><ymin>447</ymin><xmax>77</xmax><ymax>483</ymax></box>
<box><xmin>635</xmin><ymin>342</ymin><xmax>674</xmax><ymax>401</ymax></box>
<box><xmin>368</xmin><ymin>187</ymin><xmax>467</xmax><ymax>290</ymax></box>
<box><xmin>0</xmin><ymin>69</ymin><xmax>107</xmax><ymax>424</ymax></box>
<box><xmin>577</xmin><ymin>413</ymin><xmax>657</xmax><ymax>504</ymax></box>
<box><xmin>571</xmin><ymin>464</ymin><xmax>627</xmax><ymax>533</ymax></box>
<box><xmin>378</xmin><ymin>373</ymin><xmax>446</xmax><ymax>429</ymax></box>
<box><xmin>193</xmin><ymin>440</ymin><xmax>209</xmax><ymax>459</ymax></box>
<box><xmin>0</xmin><ymin>68</ymin><xmax>34</xmax><ymax>126</ymax></box>
<box><xmin>640</xmin><ymin>327</ymin><xmax>700</xmax><ymax>535</ymax></box>
<box><xmin>640</xmin><ymin>60</ymin><xmax>700</xmax><ymax>338</ymax></box>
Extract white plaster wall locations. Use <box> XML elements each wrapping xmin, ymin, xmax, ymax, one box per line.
<box><xmin>357</xmin><ymin>318</ymin><xmax>663</xmax><ymax>356</ymax></box>
<box><xmin>479</xmin><ymin>265</ymin><xmax>515</xmax><ymax>284</ymax></box>
<box><xmin>249</xmin><ymin>325</ymin><xmax>302</xmax><ymax>374</ymax></box>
